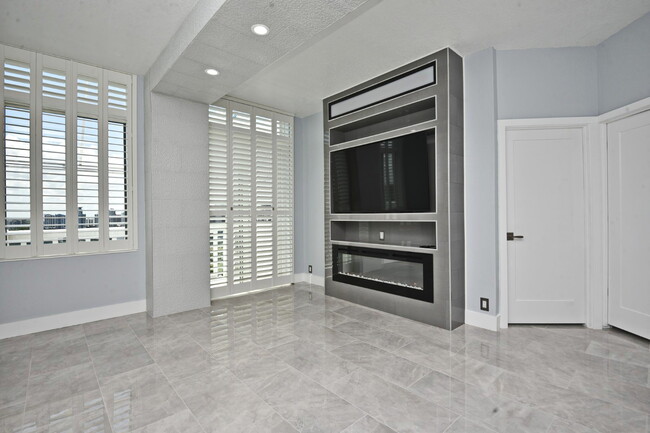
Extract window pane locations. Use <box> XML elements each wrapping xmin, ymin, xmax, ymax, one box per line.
<box><xmin>42</xmin><ymin>111</ymin><xmax>67</xmax><ymax>244</ymax></box>
<box><xmin>108</xmin><ymin>121</ymin><xmax>128</xmax><ymax>241</ymax></box>
<box><xmin>77</xmin><ymin>116</ymin><xmax>99</xmax><ymax>242</ymax></box>
<box><xmin>4</xmin><ymin>105</ymin><xmax>31</xmax><ymax>246</ymax></box>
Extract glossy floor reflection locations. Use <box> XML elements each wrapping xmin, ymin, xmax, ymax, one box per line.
<box><xmin>1</xmin><ymin>283</ymin><xmax>649</xmax><ymax>433</ymax></box>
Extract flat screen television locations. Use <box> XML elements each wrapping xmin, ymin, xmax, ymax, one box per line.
<box><xmin>330</xmin><ymin>129</ymin><xmax>435</xmax><ymax>213</ymax></box>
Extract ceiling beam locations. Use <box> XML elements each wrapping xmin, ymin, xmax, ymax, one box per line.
<box><xmin>145</xmin><ymin>0</ymin><xmax>228</xmax><ymax>92</ymax></box>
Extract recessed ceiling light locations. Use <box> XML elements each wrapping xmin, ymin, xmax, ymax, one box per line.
<box><xmin>251</xmin><ymin>24</ymin><xmax>270</xmax><ymax>36</ymax></box>
<box><xmin>204</xmin><ymin>68</ymin><xmax>219</xmax><ymax>76</ymax></box>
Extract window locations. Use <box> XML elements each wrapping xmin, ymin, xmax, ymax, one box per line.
<box><xmin>209</xmin><ymin>100</ymin><xmax>294</xmax><ymax>297</ymax></box>
<box><xmin>1</xmin><ymin>45</ymin><xmax>135</xmax><ymax>260</ymax></box>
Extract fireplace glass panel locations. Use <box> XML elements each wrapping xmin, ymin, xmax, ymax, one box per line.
<box><xmin>333</xmin><ymin>245</ymin><xmax>433</xmax><ymax>302</ymax></box>
<box><xmin>339</xmin><ymin>253</ymin><xmax>423</xmax><ymax>291</ymax></box>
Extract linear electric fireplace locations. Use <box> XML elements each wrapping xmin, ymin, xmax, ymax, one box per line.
<box><xmin>332</xmin><ymin>245</ymin><xmax>433</xmax><ymax>303</ymax></box>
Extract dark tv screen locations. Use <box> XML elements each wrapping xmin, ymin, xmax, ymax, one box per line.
<box><xmin>330</xmin><ymin>130</ymin><xmax>435</xmax><ymax>213</ymax></box>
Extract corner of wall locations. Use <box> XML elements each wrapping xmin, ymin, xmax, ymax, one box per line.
<box><xmin>464</xmin><ymin>47</ymin><xmax>500</xmax><ymax>317</ymax></box>
<box><xmin>596</xmin><ymin>12</ymin><xmax>650</xmax><ymax>114</ymax></box>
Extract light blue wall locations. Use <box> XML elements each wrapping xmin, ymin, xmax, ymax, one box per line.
<box><xmin>291</xmin><ymin>13</ymin><xmax>650</xmax><ymax>315</ymax></box>
<box><xmin>293</xmin><ymin>112</ymin><xmax>325</xmax><ymax>278</ymax></box>
<box><xmin>598</xmin><ymin>12</ymin><xmax>650</xmax><ymax>113</ymax></box>
<box><xmin>464</xmin><ymin>48</ymin><xmax>499</xmax><ymax>315</ymax></box>
<box><xmin>0</xmin><ymin>76</ymin><xmax>146</xmax><ymax>325</ymax></box>
<box><xmin>496</xmin><ymin>47</ymin><xmax>599</xmax><ymax>119</ymax></box>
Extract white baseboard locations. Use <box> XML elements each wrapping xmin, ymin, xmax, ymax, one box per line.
<box><xmin>0</xmin><ymin>299</ymin><xmax>147</xmax><ymax>340</ymax></box>
<box><xmin>294</xmin><ymin>273</ymin><xmax>325</xmax><ymax>287</ymax></box>
<box><xmin>465</xmin><ymin>309</ymin><xmax>501</xmax><ymax>332</ymax></box>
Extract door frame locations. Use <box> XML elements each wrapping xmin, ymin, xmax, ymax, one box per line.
<box><xmin>497</xmin><ymin>117</ymin><xmax>601</xmax><ymax>329</ymax></box>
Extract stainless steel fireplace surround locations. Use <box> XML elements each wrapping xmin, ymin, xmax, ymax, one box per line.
<box><xmin>323</xmin><ymin>48</ymin><xmax>465</xmax><ymax>330</ymax></box>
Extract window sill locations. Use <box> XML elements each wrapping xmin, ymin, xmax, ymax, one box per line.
<box><xmin>0</xmin><ymin>247</ymin><xmax>139</xmax><ymax>263</ymax></box>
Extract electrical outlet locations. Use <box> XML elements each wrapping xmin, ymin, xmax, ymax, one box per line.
<box><xmin>379</xmin><ymin>231</ymin><xmax>385</xmax><ymax>241</ymax></box>
<box><xmin>308</xmin><ymin>265</ymin><xmax>313</xmax><ymax>274</ymax></box>
<box><xmin>480</xmin><ymin>298</ymin><xmax>489</xmax><ymax>312</ymax></box>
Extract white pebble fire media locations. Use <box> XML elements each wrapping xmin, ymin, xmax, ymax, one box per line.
<box><xmin>323</xmin><ymin>48</ymin><xmax>465</xmax><ymax>330</ymax></box>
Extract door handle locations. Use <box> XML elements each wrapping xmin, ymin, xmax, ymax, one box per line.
<box><xmin>507</xmin><ymin>232</ymin><xmax>524</xmax><ymax>241</ymax></box>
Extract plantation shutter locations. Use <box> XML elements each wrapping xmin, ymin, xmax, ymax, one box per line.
<box><xmin>275</xmin><ymin>116</ymin><xmax>293</xmax><ymax>279</ymax></box>
<box><xmin>208</xmin><ymin>105</ymin><xmax>228</xmax><ymax>290</ymax></box>
<box><xmin>40</xmin><ymin>57</ymin><xmax>68</xmax><ymax>256</ymax></box>
<box><xmin>75</xmin><ymin>64</ymin><xmax>102</xmax><ymax>251</ymax></box>
<box><xmin>208</xmin><ymin>99</ymin><xmax>294</xmax><ymax>299</ymax></box>
<box><xmin>41</xmin><ymin>110</ymin><xmax>66</xmax><ymax>243</ymax></box>
<box><xmin>2</xmin><ymin>48</ymin><xmax>35</xmax><ymax>259</ymax></box>
<box><xmin>230</xmin><ymin>102</ymin><xmax>253</xmax><ymax>292</ymax></box>
<box><xmin>1</xmin><ymin>44</ymin><xmax>135</xmax><ymax>260</ymax></box>
<box><xmin>255</xmin><ymin>111</ymin><xmax>274</xmax><ymax>283</ymax></box>
<box><xmin>105</xmin><ymin>71</ymin><xmax>131</xmax><ymax>251</ymax></box>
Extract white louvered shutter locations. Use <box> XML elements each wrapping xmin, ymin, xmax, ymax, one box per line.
<box><xmin>40</xmin><ymin>55</ymin><xmax>68</xmax><ymax>255</ymax></box>
<box><xmin>3</xmin><ymin>104</ymin><xmax>32</xmax><ymax>248</ymax></box>
<box><xmin>1</xmin><ymin>44</ymin><xmax>135</xmax><ymax>261</ymax></box>
<box><xmin>254</xmin><ymin>111</ymin><xmax>274</xmax><ymax>283</ymax></box>
<box><xmin>2</xmin><ymin>48</ymin><xmax>35</xmax><ymax>259</ymax></box>
<box><xmin>208</xmin><ymin>100</ymin><xmax>294</xmax><ymax>299</ymax></box>
<box><xmin>105</xmin><ymin>71</ymin><xmax>132</xmax><ymax>250</ymax></box>
<box><xmin>75</xmin><ymin>65</ymin><xmax>101</xmax><ymax>250</ymax></box>
<box><xmin>230</xmin><ymin>103</ymin><xmax>253</xmax><ymax>291</ymax></box>
<box><xmin>76</xmin><ymin>116</ymin><xmax>100</xmax><ymax>243</ymax></box>
<box><xmin>275</xmin><ymin>116</ymin><xmax>293</xmax><ymax>280</ymax></box>
<box><xmin>209</xmin><ymin>104</ymin><xmax>229</xmax><ymax>292</ymax></box>
<box><xmin>41</xmin><ymin>111</ymin><xmax>66</xmax><ymax>243</ymax></box>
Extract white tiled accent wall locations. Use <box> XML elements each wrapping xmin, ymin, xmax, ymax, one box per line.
<box><xmin>146</xmin><ymin>92</ymin><xmax>210</xmax><ymax>316</ymax></box>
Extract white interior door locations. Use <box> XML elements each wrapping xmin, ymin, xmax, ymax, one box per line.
<box><xmin>608</xmin><ymin>110</ymin><xmax>650</xmax><ymax>339</ymax></box>
<box><xmin>506</xmin><ymin>127</ymin><xmax>587</xmax><ymax>323</ymax></box>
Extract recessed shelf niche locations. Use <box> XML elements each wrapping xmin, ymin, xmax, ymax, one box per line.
<box><xmin>331</xmin><ymin>220</ymin><xmax>436</xmax><ymax>249</ymax></box>
<box><xmin>329</xmin><ymin>96</ymin><xmax>436</xmax><ymax>145</ymax></box>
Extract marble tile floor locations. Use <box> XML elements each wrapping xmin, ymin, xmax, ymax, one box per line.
<box><xmin>1</xmin><ymin>283</ymin><xmax>649</xmax><ymax>433</ymax></box>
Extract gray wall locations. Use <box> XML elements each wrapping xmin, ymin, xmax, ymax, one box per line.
<box><xmin>598</xmin><ymin>12</ymin><xmax>650</xmax><ymax>113</ymax></box>
<box><xmin>496</xmin><ymin>47</ymin><xmax>599</xmax><ymax>119</ymax></box>
<box><xmin>464</xmin><ymin>48</ymin><xmax>499</xmax><ymax>315</ymax></box>
<box><xmin>0</xmin><ymin>76</ymin><xmax>147</xmax><ymax>325</ymax></box>
<box><xmin>145</xmin><ymin>92</ymin><xmax>210</xmax><ymax>317</ymax></box>
<box><xmin>293</xmin><ymin>112</ymin><xmax>325</xmax><ymax>279</ymax></box>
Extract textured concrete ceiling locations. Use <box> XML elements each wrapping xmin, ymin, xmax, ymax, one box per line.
<box><xmin>229</xmin><ymin>0</ymin><xmax>650</xmax><ymax>117</ymax></box>
<box><xmin>149</xmin><ymin>0</ymin><xmax>379</xmax><ymax>103</ymax></box>
<box><xmin>0</xmin><ymin>0</ymin><xmax>201</xmax><ymax>74</ymax></box>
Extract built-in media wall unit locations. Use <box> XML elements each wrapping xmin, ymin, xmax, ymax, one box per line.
<box><xmin>323</xmin><ymin>48</ymin><xmax>464</xmax><ymax>330</ymax></box>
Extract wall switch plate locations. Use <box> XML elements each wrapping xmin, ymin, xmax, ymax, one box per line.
<box><xmin>480</xmin><ymin>298</ymin><xmax>489</xmax><ymax>311</ymax></box>
<box><xmin>308</xmin><ymin>265</ymin><xmax>313</xmax><ymax>274</ymax></box>
<box><xmin>379</xmin><ymin>231</ymin><xmax>385</xmax><ymax>241</ymax></box>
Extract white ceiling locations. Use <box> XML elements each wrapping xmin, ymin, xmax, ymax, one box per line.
<box><xmin>230</xmin><ymin>0</ymin><xmax>650</xmax><ymax>117</ymax></box>
<box><xmin>150</xmin><ymin>0</ymin><xmax>378</xmax><ymax>103</ymax></box>
<box><xmin>0</xmin><ymin>0</ymin><xmax>201</xmax><ymax>74</ymax></box>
